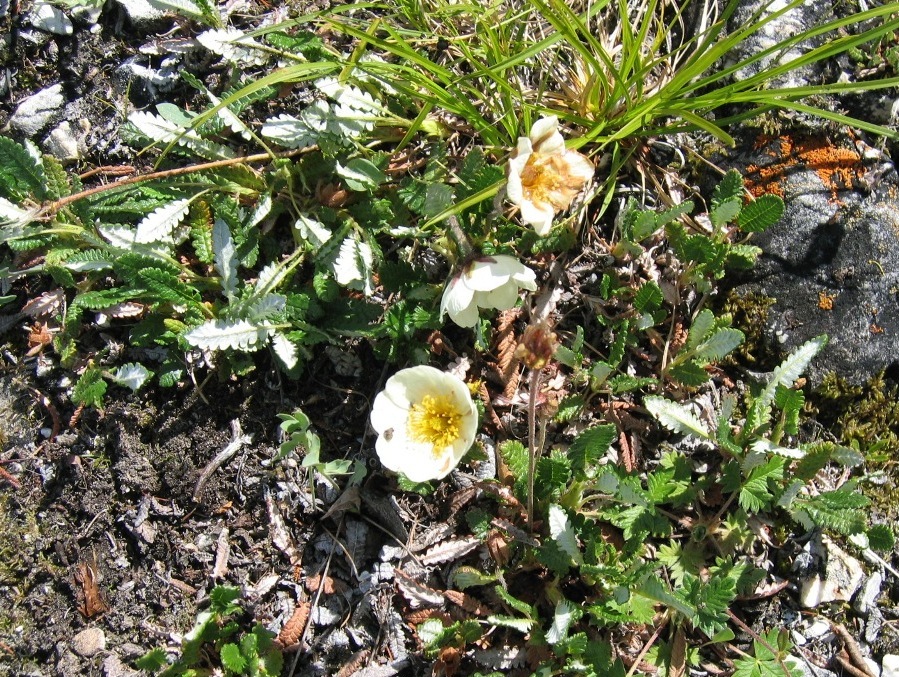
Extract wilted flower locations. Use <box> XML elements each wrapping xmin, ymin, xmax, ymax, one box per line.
<box><xmin>370</xmin><ymin>365</ymin><xmax>478</xmax><ymax>482</ymax></box>
<box><xmin>506</xmin><ymin>115</ymin><xmax>594</xmax><ymax>235</ymax></box>
<box><xmin>440</xmin><ymin>255</ymin><xmax>537</xmax><ymax>328</ymax></box>
<box><xmin>515</xmin><ymin>321</ymin><xmax>558</xmax><ymax>371</ymax></box>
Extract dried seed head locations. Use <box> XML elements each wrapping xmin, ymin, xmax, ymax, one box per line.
<box><xmin>514</xmin><ymin>322</ymin><xmax>558</xmax><ymax>371</ymax></box>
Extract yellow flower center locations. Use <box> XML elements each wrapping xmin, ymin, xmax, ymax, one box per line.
<box><xmin>408</xmin><ymin>394</ymin><xmax>462</xmax><ymax>455</ymax></box>
<box><xmin>520</xmin><ymin>155</ymin><xmax>562</xmax><ymax>207</ymax></box>
<box><xmin>519</xmin><ymin>153</ymin><xmax>586</xmax><ymax>211</ymax></box>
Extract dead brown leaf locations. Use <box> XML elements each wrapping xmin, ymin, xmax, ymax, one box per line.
<box><xmin>443</xmin><ymin>589</ymin><xmax>490</xmax><ymax>616</ymax></box>
<box><xmin>73</xmin><ymin>562</ymin><xmax>109</xmax><ymax>618</ymax></box>
<box><xmin>434</xmin><ymin>646</ymin><xmax>462</xmax><ymax>677</ymax></box>
<box><xmin>274</xmin><ymin>601</ymin><xmax>310</xmax><ymax>651</ymax></box>
<box><xmin>305</xmin><ymin>572</ymin><xmax>348</xmax><ymax>596</ymax></box>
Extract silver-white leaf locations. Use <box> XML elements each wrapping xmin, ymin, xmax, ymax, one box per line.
<box><xmin>135</xmin><ymin>197</ymin><xmax>192</xmax><ymax>244</ymax></box>
<box><xmin>644</xmin><ymin>395</ymin><xmax>710</xmax><ymax>439</ymax></box>
<box><xmin>548</xmin><ymin>505</ymin><xmax>583</xmax><ymax>566</ymax></box>
<box><xmin>109</xmin><ymin>363</ymin><xmax>152</xmax><ymax>391</ymax></box>
<box><xmin>212</xmin><ymin>218</ymin><xmax>238</xmax><ymax>299</ymax></box>
<box><xmin>332</xmin><ymin>236</ymin><xmax>374</xmax><ymax>296</ymax></box>
<box><xmin>184</xmin><ymin>319</ymin><xmax>270</xmax><ymax>351</ymax></box>
<box><xmin>271</xmin><ymin>333</ymin><xmax>298</xmax><ymax>370</ymax></box>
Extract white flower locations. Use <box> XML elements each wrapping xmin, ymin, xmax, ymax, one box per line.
<box><xmin>370</xmin><ymin>365</ymin><xmax>478</xmax><ymax>482</ymax></box>
<box><xmin>439</xmin><ymin>255</ymin><xmax>538</xmax><ymax>328</ymax></box>
<box><xmin>506</xmin><ymin>115</ymin><xmax>595</xmax><ymax>235</ymax></box>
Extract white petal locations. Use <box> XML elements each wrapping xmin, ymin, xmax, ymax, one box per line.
<box><xmin>464</xmin><ymin>259</ymin><xmax>510</xmax><ymax>292</ymax></box>
<box><xmin>441</xmin><ymin>277</ymin><xmax>478</xmax><ymax>327</ymax></box>
<box><xmin>474</xmin><ymin>282</ymin><xmax>519</xmax><ymax>311</ymax></box>
<box><xmin>506</xmin><ymin>168</ymin><xmax>524</xmax><ymax>206</ymax></box>
<box><xmin>512</xmin><ymin>265</ymin><xmax>538</xmax><ymax>291</ymax></box>
<box><xmin>562</xmin><ymin>150</ymin><xmax>595</xmax><ymax>182</ymax></box>
<box><xmin>529</xmin><ymin>115</ymin><xmax>559</xmax><ymax>148</ymax></box>
<box><xmin>520</xmin><ymin>199</ymin><xmax>557</xmax><ymax>235</ymax></box>
<box><xmin>371</xmin><ymin>366</ymin><xmax>478</xmax><ymax>481</ymax></box>
<box><xmin>447</xmin><ymin>298</ymin><xmax>481</xmax><ymax>328</ymax></box>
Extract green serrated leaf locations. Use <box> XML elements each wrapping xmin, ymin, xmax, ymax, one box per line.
<box><xmin>739</xmin><ymin>194</ymin><xmax>784</xmax><ymax>233</ymax></box>
<box><xmin>135</xmin><ymin>647</ymin><xmax>169</xmax><ymax>671</ymax></box>
<box><xmin>73</xmin><ymin>366</ymin><xmax>107</xmax><ymax>409</ymax></box>
<box><xmin>693</xmin><ymin>327</ymin><xmax>744</xmax><ymax>362</ymax></box>
<box><xmin>42</xmin><ymin>155</ymin><xmax>71</xmax><ymax>200</ymax></box>
<box><xmin>567</xmin><ymin>424</ymin><xmax>616</xmax><ymax>477</ymax></box>
<box><xmin>866</xmin><ymin>524</ymin><xmax>895</xmax><ymax>552</ymax></box>
<box><xmin>710</xmin><ymin>198</ymin><xmax>742</xmax><ymax>227</ymax></box>
<box><xmin>0</xmin><ymin>137</ymin><xmax>46</xmax><ymax>200</ymax></box>
<box><xmin>633</xmin><ymin>281</ymin><xmax>663</xmax><ymax>312</ymax></box>
<box><xmin>669</xmin><ymin>360</ymin><xmax>709</xmax><ymax>386</ymax></box>
<box><xmin>712</xmin><ymin>170</ymin><xmax>744</xmax><ymax>208</ymax></box>
<box><xmin>220</xmin><ymin>643</ymin><xmax>246</xmax><ymax>673</ymax></box>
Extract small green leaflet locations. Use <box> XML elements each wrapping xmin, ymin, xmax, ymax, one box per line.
<box><xmin>644</xmin><ymin>396</ymin><xmax>710</xmax><ymax>439</ymax></box>
<box><xmin>738</xmin><ymin>194</ymin><xmax>784</xmax><ymax>233</ymax></box>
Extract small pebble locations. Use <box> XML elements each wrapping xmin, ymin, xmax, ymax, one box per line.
<box><xmin>5</xmin><ymin>84</ymin><xmax>65</xmax><ymax>136</ymax></box>
<box><xmin>71</xmin><ymin>627</ymin><xmax>106</xmax><ymax>657</ymax></box>
<box><xmin>883</xmin><ymin>655</ymin><xmax>899</xmax><ymax>677</ymax></box>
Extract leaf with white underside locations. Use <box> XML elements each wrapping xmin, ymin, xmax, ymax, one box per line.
<box><xmin>143</xmin><ymin>0</ymin><xmax>204</xmax><ymax>20</ymax></box>
<box><xmin>420</xmin><ymin>537</ymin><xmax>480</xmax><ymax>565</ymax></box>
<box><xmin>260</xmin><ymin>113</ymin><xmax>321</xmax><ymax>150</ymax></box>
<box><xmin>196</xmin><ymin>29</ymin><xmax>267</xmax><ymax>66</ymax></box>
<box><xmin>128</xmin><ymin>111</ymin><xmax>235</xmax><ymax>160</ymax></box>
<box><xmin>750</xmin><ymin>439</ymin><xmax>805</xmax><ymax>459</ymax></box>
<box><xmin>332</xmin><ymin>236</ymin><xmax>374</xmax><ymax>295</ymax></box>
<box><xmin>135</xmin><ymin>197</ymin><xmax>192</xmax><ymax>244</ymax></box>
<box><xmin>271</xmin><ymin>333</ymin><xmax>298</xmax><ymax>370</ymax></box>
<box><xmin>212</xmin><ymin>218</ymin><xmax>238</xmax><ymax>298</ymax></box>
<box><xmin>184</xmin><ymin>319</ymin><xmax>270</xmax><ymax>351</ymax></box>
<box><xmin>545</xmin><ymin>600</ymin><xmax>575</xmax><ymax>645</ymax></box>
<box><xmin>488</xmin><ymin>616</ymin><xmax>534</xmax><ymax>633</ymax></box>
<box><xmin>243</xmin><ymin>294</ymin><xmax>286</xmax><ymax>320</ymax></box>
<box><xmin>109</xmin><ymin>363</ymin><xmax>153</xmax><ymax>391</ymax></box>
<box><xmin>548</xmin><ymin>505</ymin><xmax>583</xmax><ymax>566</ymax></box>
<box><xmin>757</xmin><ymin>336</ymin><xmax>827</xmax><ymax>411</ymax></box>
<box><xmin>253</xmin><ymin>262</ymin><xmax>288</xmax><ymax>298</ymax></box>
<box><xmin>645</xmin><ymin>396</ymin><xmax>710</xmax><ymax>439</ymax></box>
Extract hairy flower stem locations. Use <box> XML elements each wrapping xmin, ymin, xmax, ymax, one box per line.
<box><xmin>446</xmin><ymin>215</ymin><xmax>475</xmax><ymax>260</ymax></box>
<box><xmin>527</xmin><ymin>367</ymin><xmax>542</xmax><ymax>530</ymax></box>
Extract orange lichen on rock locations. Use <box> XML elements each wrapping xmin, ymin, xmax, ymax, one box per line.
<box><xmin>744</xmin><ymin>134</ymin><xmax>863</xmax><ymax>200</ymax></box>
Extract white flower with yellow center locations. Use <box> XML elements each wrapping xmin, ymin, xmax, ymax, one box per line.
<box><xmin>439</xmin><ymin>255</ymin><xmax>538</xmax><ymax>328</ymax></box>
<box><xmin>370</xmin><ymin>365</ymin><xmax>478</xmax><ymax>482</ymax></box>
<box><xmin>506</xmin><ymin>115</ymin><xmax>595</xmax><ymax>236</ymax></box>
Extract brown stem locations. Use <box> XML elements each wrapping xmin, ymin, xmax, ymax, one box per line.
<box><xmin>527</xmin><ymin>368</ymin><xmax>542</xmax><ymax>530</ymax></box>
<box><xmin>44</xmin><ymin>148</ymin><xmax>311</xmax><ymax>215</ymax></box>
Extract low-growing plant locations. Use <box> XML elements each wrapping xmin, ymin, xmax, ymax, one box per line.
<box><xmin>136</xmin><ymin>585</ymin><xmax>283</xmax><ymax>677</ymax></box>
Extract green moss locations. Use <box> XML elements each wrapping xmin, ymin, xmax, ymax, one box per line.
<box><xmin>719</xmin><ymin>290</ymin><xmax>778</xmax><ymax>367</ymax></box>
<box><xmin>814</xmin><ymin>371</ymin><xmax>899</xmax><ymax>453</ymax></box>
<box><xmin>812</xmin><ymin>371</ymin><xmax>899</xmax><ymax>523</ymax></box>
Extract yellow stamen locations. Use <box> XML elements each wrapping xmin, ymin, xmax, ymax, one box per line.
<box><xmin>408</xmin><ymin>394</ymin><xmax>462</xmax><ymax>455</ymax></box>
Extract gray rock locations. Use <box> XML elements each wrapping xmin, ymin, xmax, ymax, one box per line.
<box><xmin>28</xmin><ymin>3</ymin><xmax>73</xmax><ymax>35</ymax></box>
<box><xmin>799</xmin><ymin>536</ymin><xmax>864</xmax><ymax>607</ymax></box>
<box><xmin>5</xmin><ymin>84</ymin><xmax>66</xmax><ymax>136</ymax></box>
<box><xmin>114</xmin><ymin>0</ymin><xmax>165</xmax><ymax>26</ymax></box>
<box><xmin>854</xmin><ymin>570</ymin><xmax>883</xmax><ymax>615</ymax></box>
<box><xmin>102</xmin><ymin>654</ymin><xmax>140</xmax><ymax>677</ymax></box>
<box><xmin>883</xmin><ymin>654</ymin><xmax>899</xmax><ymax>677</ymax></box>
<box><xmin>725</xmin><ymin>132</ymin><xmax>899</xmax><ymax>385</ymax></box>
<box><xmin>71</xmin><ymin>627</ymin><xmax>106</xmax><ymax>657</ymax></box>
<box><xmin>44</xmin><ymin>121</ymin><xmax>82</xmax><ymax>162</ymax></box>
<box><xmin>725</xmin><ymin>0</ymin><xmax>830</xmax><ymax>88</ymax></box>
